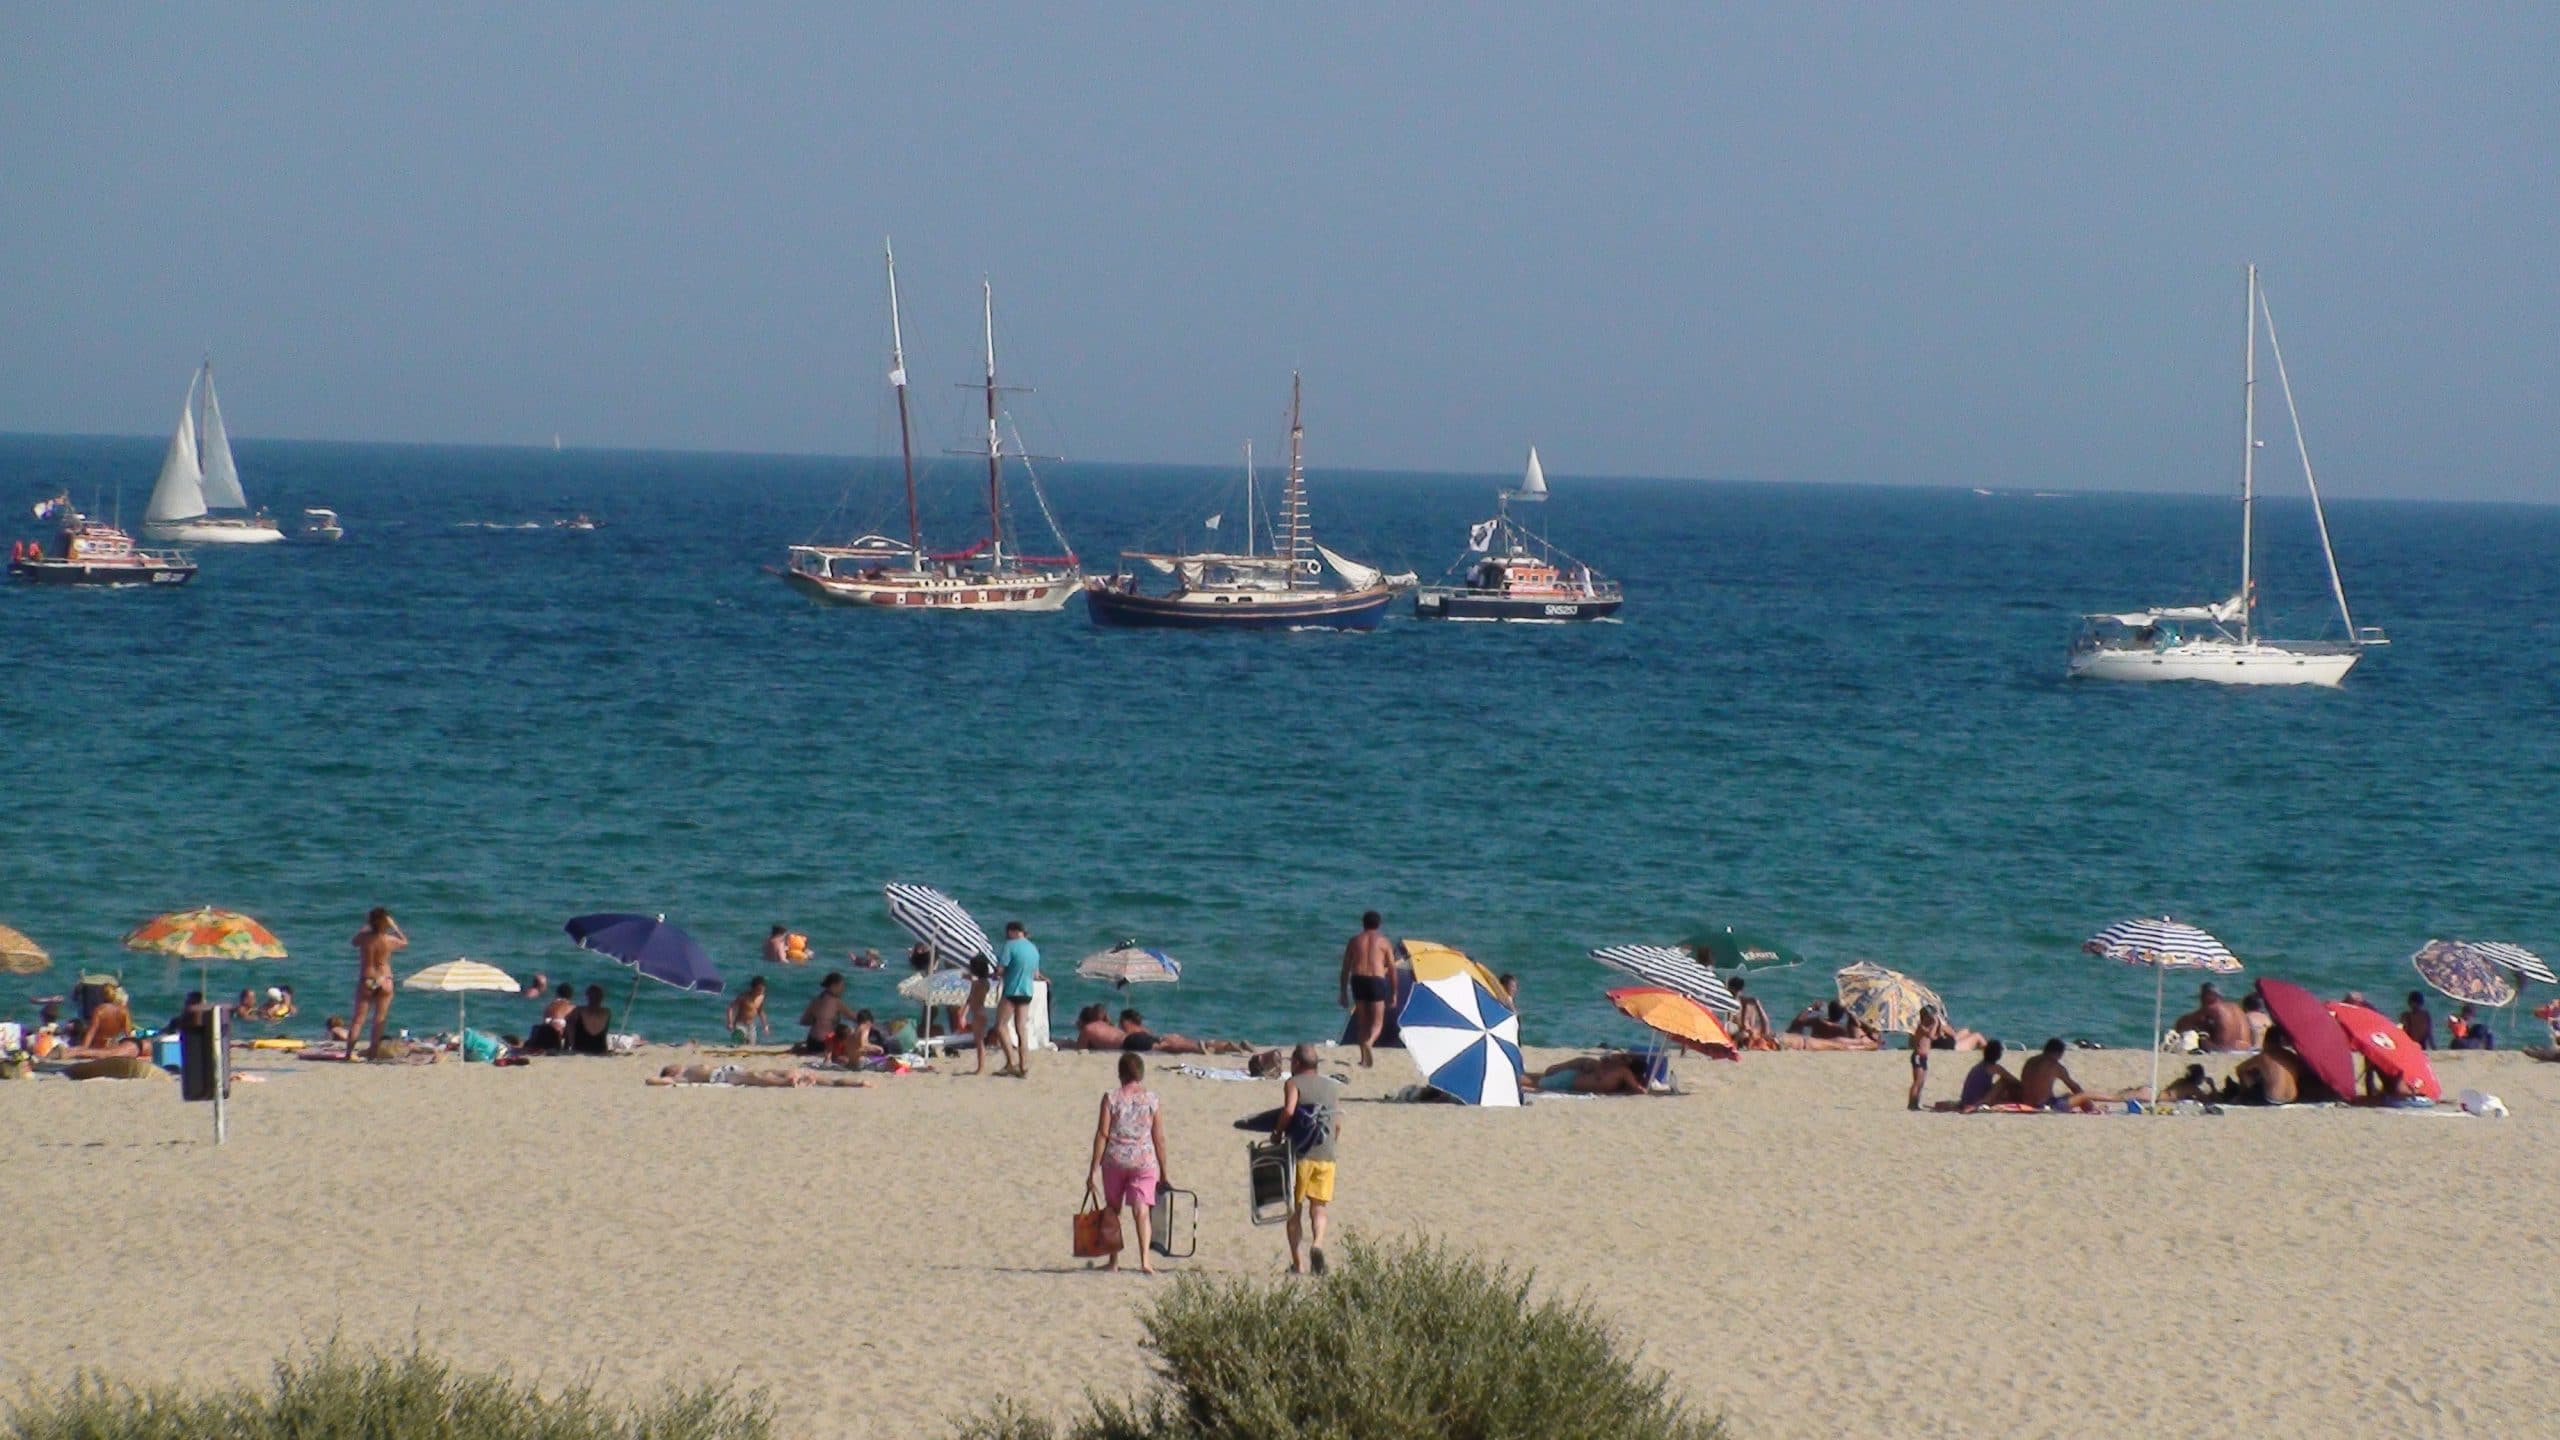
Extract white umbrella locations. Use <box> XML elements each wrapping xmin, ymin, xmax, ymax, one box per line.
<box><xmin>1076</xmin><ymin>941</ymin><xmax>1182</xmax><ymax>986</ymax></box>
<box><xmin>404</xmin><ymin>958</ymin><xmax>519</xmax><ymax>1058</ymax></box>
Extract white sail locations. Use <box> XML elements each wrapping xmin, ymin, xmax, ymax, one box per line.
<box><xmin>1514</xmin><ymin>445</ymin><xmax>1548</xmax><ymax>501</ymax></box>
<box><xmin>145</xmin><ymin>374</ymin><xmax>207</xmax><ymax>523</ymax></box>
<box><xmin>1316</xmin><ymin>544</ymin><xmax>1382</xmax><ymax>590</ymax></box>
<box><xmin>198</xmin><ymin>368</ymin><xmax>248</xmax><ymax>511</ymax></box>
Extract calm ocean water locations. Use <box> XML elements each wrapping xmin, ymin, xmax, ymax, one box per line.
<box><xmin>3</xmin><ymin>433</ymin><xmax>2554</xmax><ymax>1050</ymax></box>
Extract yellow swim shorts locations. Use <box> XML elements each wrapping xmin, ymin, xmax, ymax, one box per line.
<box><xmin>1294</xmin><ymin>1160</ymin><xmax>1336</xmax><ymax>1205</ymax></box>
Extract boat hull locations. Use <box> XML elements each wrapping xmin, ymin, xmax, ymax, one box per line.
<box><xmin>2069</xmin><ymin>641</ymin><xmax>2360</xmax><ymax>687</ymax></box>
<box><xmin>8</xmin><ymin>558</ymin><xmax>196</xmax><ymax>587</ymax></box>
<box><xmin>143</xmin><ymin>517</ymin><xmax>285</xmax><ymax>545</ymax></box>
<box><xmin>1413</xmin><ymin>588</ymin><xmax>1621</xmax><ymax>623</ymax></box>
<box><xmin>782</xmin><ymin>568</ymin><xmax>1078</xmax><ymax>612</ymax></box>
<box><xmin>1085</xmin><ymin>582</ymin><xmax>1391</xmax><ymax>630</ymax></box>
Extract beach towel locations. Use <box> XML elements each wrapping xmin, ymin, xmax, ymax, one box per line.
<box><xmin>1167</xmin><ymin>1064</ymin><xmax>1258</xmax><ymax>1081</ymax></box>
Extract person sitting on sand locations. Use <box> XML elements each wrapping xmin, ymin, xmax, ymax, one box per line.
<box><xmin>569</xmin><ymin>985</ymin><xmax>612</xmax><ymax>1056</ymax></box>
<box><xmin>2015</xmin><ymin>1038</ymin><xmax>2108</xmax><ymax>1111</ymax></box>
<box><xmin>1942</xmin><ymin>1039</ymin><xmax>2018</xmax><ymax>1111</ymax></box>
<box><xmin>796</xmin><ymin>973</ymin><xmax>848</xmax><ymax>1054</ymax></box>
<box><xmin>647</xmin><ymin>1063</ymin><xmax>867</xmax><ymax>1088</ymax></box>
<box><xmin>2159</xmin><ymin>1063</ymin><xmax>2216</xmax><ymax>1104</ymax></box>
<box><xmin>2224</xmin><ymin>1027</ymin><xmax>2307</xmax><ymax>1104</ymax></box>
<box><xmin>1729</xmin><ymin>977</ymin><xmax>1778</xmax><ymax>1050</ymax></box>
<box><xmin>521</xmin><ymin>983</ymin><xmax>575</xmax><ymax>1054</ymax></box>
<box><xmin>2398</xmin><ymin>991</ymin><xmax>2435</xmax><ymax>1050</ymax></box>
<box><xmin>726</xmin><ymin>976</ymin><xmax>770</xmax><ymax>1046</ymax></box>
<box><xmin>2240</xmin><ymin>993</ymin><xmax>2272</xmax><ymax>1049</ymax></box>
<box><xmin>1074</xmin><ymin>1004</ymin><xmax>1126</xmax><ymax>1051</ymax></box>
<box><xmin>2171</xmin><ymin>983</ymin><xmax>2251</xmax><ymax>1051</ymax></box>
<box><xmin>1117</xmin><ymin>1008</ymin><xmax>1250</xmax><ymax>1056</ymax></box>
<box><xmin>77</xmin><ymin>985</ymin><xmax>136</xmax><ymax>1055</ymax></box>
<box><xmin>2449</xmin><ymin>1004</ymin><xmax>2496</xmax><ymax>1050</ymax></box>
<box><xmin>1526</xmin><ymin>1052</ymin><xmax>1652</xmax><ymax>1097</ymax></box>
<box><xmin>827</xmin><ymin>1010</ymin><xmax>884</xmax><ymax>1064</ymax></box>
<box><xmin>1787</xmin><ymin>1001</ymin><xmax>1852</xmax><ymax>1040</ymax></box>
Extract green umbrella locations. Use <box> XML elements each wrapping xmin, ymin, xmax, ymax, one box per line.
<box><xmin>1685</xmin><ymin>926</ymin><xmax>1802</xmax><ymax>971</ymax></box>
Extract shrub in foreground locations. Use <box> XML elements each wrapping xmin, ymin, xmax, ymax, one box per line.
<box><xmin>955</xmin><ymin>1235</ymin><xmax>1725</xmax><ymax>1440</ymax></box>
<box><xmin>2</xmin><ymin>1341</ymin><xmax>772</xmax><ymax>1440</ymax></box>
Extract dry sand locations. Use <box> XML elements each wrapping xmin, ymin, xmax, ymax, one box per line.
<box><xmin>8</xmin><ymin>1043</ymin><xmax>2557</xmax><ymax>1438</ymax></box>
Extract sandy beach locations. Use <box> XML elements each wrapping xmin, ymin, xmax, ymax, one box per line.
<box><xmin>9</xmin><ymin>1043</ymin><xmax>2557</xmax><ymax>1438</ymax></box>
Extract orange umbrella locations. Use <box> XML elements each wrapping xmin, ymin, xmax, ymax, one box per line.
<box><xmin>2327</xmin><ymin>1002</ymin><xmax>2441</xmax><ymax>1101</ymax></box>
<box><xmin>123</xmin><ymin>907</ymin><xmax>287</xmax><ymax>961</ymax></box>
<box><xmin>1606</xmin><ymin>985</ymin><xmax>1737</xmax><ymax>1058</ymax></box>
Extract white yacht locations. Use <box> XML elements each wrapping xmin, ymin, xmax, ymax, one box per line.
<box><xmin>2070</xmin><ymin>267</ymin><xmax>2386</xmax><ymax>686</ymax></box>
<box><xmin>143</xmin><ymin>361</ymin><xmax>284</xmax><ymax>545</ymax></box>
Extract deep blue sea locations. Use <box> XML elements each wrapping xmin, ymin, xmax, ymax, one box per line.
<box><xmin>4</xmin><ymin>433</ymin><xmax>2554</xmax><ymax>1050</ymax></box>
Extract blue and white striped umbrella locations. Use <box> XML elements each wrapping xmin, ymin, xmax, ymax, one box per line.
<box><xmin>1398</xmin><ymin>970</ymin><xmax>1524</xmax><ymax>1107</ymax></box>
<box><xmin>2081</xmin><ymin>917</ymin><xmax>2242</xmax><ymax>975</ymax></box>
<box><xmin>1590</xmin><ymin>944</ymin><xmax>1737</xmax><ymax>1013</ymax></box>
<box><xmin>2468</xmin><ymin>940</ymin><xmax>2555</xmax><ymax>986</ymax></box>
<box><xmin>883</xmin><ymin>882</ymin><xmax>996</xmax><ymax>968</ymax></box>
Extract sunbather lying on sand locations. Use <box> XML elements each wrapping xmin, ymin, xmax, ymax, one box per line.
<box><xmin>1118</xmin><ymin>1009</ymin><xmax>1251</xmax><ymax>1055</ymax></box>
<box><xmin>1525</xmin><ymin>1053</ymin><xmax>1653</xmax><ymax>1096</ymax></box>
<box><xmin>1772</xmin><ymin>1031</ymin><xmax>1880</xmax><ymax>1051</ymax></box>
<box><xmin>647</xmin><ymin>1064</ymin><xmax>869</xmax><ymax>1088</ymax></box>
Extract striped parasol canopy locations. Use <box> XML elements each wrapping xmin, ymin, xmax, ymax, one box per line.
<box><xmin>1606</xmin><ymin>986</ymin><xmax>1737</xmax><ymax>1057</ymax></box>
<box><xmin>0</xmin><ymin>923</ymin><xmax>49</xmax><ymax>976</ymax></box>
<box><xmin>883</xmin><ymin>882</ymin><xmax>996</xmax><ymax>969</ymax></box>
<box><xmin>1076</xmin><ymin>941</ymin><xmax>1181</xmax><ymax>986</ymax></box>
<box><xmin>1835</xmin><ymin>961</ymin><xmax>1945</xmax><ymax>1035</ymax></box>
<box><xmin>2082</xmin><ymin>917</ymin><xmax>2241</xmax><ymax>974</ymax></box>
<box><xmin>2461</xmin><ymin>940</ymin><xmax>2555</xmax><ymax>987</ymax></box>
<box><xmin>123</xmin><ymin>907</ymin><xmax>288</xmax><ymax>961</ymax></box>
<box><xmin>1591</xmin><ymin>944</ymin><xmax>1736</xmax><ymax>1013</ymax></box>
<box><xmin>2411</xmin><ymin>941</ymin><xmax>2518</xmax><ymax>1007</ymax></box>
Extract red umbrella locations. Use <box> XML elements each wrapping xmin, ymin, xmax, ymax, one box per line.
<box><xmin>2255</xmin><ymin>979</ymin><xmax>2357</xmax><ymax>1101</ymax></box>
<box><xmin>2327</xmin><ymin>1002</ymin><xmax>2441</xmax><ymax>1101</ymax></box>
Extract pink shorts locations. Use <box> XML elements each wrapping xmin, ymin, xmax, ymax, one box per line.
<box><xmin>1100</xmin><ymin>1161</ymin><xmax>1158</xmax><ymax>1209</ymax></box>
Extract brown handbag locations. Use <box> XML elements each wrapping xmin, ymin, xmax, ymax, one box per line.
<box><xmin>1072</xmin><ymin>1183</ymin><xmax>1123</xmax><ymax>1258</ymax></box>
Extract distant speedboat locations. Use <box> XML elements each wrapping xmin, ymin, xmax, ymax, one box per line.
<box><xmin>781</xmin><ymin>242</ymin><xmax>1080</xmax><ymax>613</ymax></box>
<box><xmin>10</xmin><ymin>493</ymin><xmax>196</xmax><ymax>587</ymax></box>
<box><xmin>2070</xmin><ymin>266</ymin><xmax>2387</xmax><ymax>686</ymax></box>
<box><xmin>142</xmin><ymin>361</ymin><xmax>284</xmax><ymax>546</ymax></box>
<box><xmin>555</xmin><ymin>514</ymin><xmax>598</xmax><ymax>532</ymax></box>
<box><xmin>1413</xmin><ymin>446</ymin><xmax>1621</xmax><ymax>623</ymax></box>
<box><xmin>1084</xmin><ymin>374</ymin><xmax>1391</xmax><ymax>631</ymax></box>
<box><xmin>297</xmin><ymin>508</ymin><xmax>343</xmax><ymax>543</ymax></box>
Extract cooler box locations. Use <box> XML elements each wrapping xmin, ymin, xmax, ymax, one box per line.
<box><xmin>153</xmin><ymin>1033</ymin><xmax>185</xmax><ymax>1071</ymax></box>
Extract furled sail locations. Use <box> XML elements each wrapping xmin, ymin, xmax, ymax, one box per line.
<box><xmin>146</xmin><ymin>375</ymin><xmax>207</xmax><ymax>523</ymax></box>
<box><xmin>197</xmin><ymin>369</ymin><xmax>247</xmax><ymax>511</ymax></box>
<box><xmin>1512</xmin><ymin>445</ymin><xmax>1548</xmax><ymax>502</ymax></box>
<box><xmin>1316</xmin><ymin>544</ymin><xmax>1382</xmax><ymax>590</ymax></box>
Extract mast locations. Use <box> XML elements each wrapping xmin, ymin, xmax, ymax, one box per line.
<box><xmin>981</xmin><ymin>279</ymin><xmax>1004</xmax><ymax>562</ymax></box>
<box><xmin>2239</xmin><ymin>265</ymin><xmax>2257</xmax><ymax>644</ymax></box>
<box><xmin>885</xmin><ymin>240</ymin><xmax>920</xmax><ymax>556</ymax></box>
<box><xmin>2258</xmin><ymin>278</ymin><xmax>2359</xmax><ymax>639</ymax></box>
<box><xmin>1283</xmin><ymin>373</ymin><xmax>1306</xmax><ymax>591</ymax></box>
<box><xmin>1243</xmin><ymin>439</ymin><xmax>1255</xmax><ymax>556</ymax></box>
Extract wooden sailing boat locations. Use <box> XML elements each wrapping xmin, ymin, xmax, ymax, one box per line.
<box><xmin>1084</xmin><ymin>373</ymin><xmax>1392</xmax><ymax>630</ymax></box>
<box><xmin>142</xmin><ymin>361</ymin><xmax>283</xmax><ymax>544</ymax></box>
<box><xmin>782</xmin><ymin>243</ymin><xmax>1080</xmax><ymax>612</ymax></box>
<box><xmin>2070</xmin><ymin>266</ymin><xmax>2388</xmax><ymax>685</ymax></box>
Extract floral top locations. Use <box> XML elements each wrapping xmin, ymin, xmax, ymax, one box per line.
<box><xmin>1103</xmin><ymin>1085</ymin><xmax>1161</xmax><ymax>1170</ymax></box>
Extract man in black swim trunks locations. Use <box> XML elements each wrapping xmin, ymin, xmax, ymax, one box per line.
<box><xmin>1907</xmin><ymin>1004</ymin><xmax>1952</xmax><ymax>1110</ymax></box>
<box><xmin>1339</xmin><ymin>911</ymin><xmax>1395</xmax><ymax>1069</ymax></box>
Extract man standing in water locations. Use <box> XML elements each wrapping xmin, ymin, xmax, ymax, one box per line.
<box><xmin>347</xmin><ymin>907</ymin><xmax>407</xmax><ymax>1062</ymax></box>
<box><xmin>1338</xmin><ymin>911</ymin><xmax>1395</xmax><ymax>1068</ymax></box>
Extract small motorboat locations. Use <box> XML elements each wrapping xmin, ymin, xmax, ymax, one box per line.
<box><xmin>9</xmin><ymin>494</ymin><xmax>196</xmax><ymax>587</ymax></box>
<box><xmin>297</xmin><ymin>508</ymin><xmax>344</xmax><ymax>542</ymax></box>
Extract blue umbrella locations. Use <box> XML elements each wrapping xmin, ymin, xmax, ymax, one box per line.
<box><xmin>566</xmin><ymin>913</ymin><xmax>724</xmax><ymax>1036</ymax></box>
<box><xmin>1396</xmin><ymin>970</ymin><xmax>1524</xmax><ymax>1107</ymax></box>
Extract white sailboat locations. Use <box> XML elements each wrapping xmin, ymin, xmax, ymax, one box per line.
<box><xmin>2069</xmin><ymin>267</ymin><xmax>2387</xmax><ymax>686</ymax></box>
<box><xmin>143</xmin><ymin>361</ymin><xmax>284</xmax><ymax>545</ymax></box>
<box><xmin>781</xmin><ymin>243</ymin><xmax>1080</xmax><ymax>612</ymax></box>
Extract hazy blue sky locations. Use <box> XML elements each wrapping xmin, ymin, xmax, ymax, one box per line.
<box><xmin>2</xmin><ymin>5</ymin><xmax>2550</xmax><ymax>498</ymax></box>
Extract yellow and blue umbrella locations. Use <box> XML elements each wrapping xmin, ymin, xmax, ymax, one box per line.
<box><xmin>1397</xmin><ymin>968</ymin><xmax>1523</xmax><ymax>1107</ymax></box>
<box><xmin>1835</xmin><ymin>961</ymin><xmax>1944</xmax><ymax>1035</ymax></box>
<box><xmin>0</xmin><ymin>923</ymin><xmax>49</xmax><ymax>976</ymax></box>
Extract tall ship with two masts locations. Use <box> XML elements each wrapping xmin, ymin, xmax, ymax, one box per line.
<box><xmin>2069</xmin><ymin>266</ymin><xmax>2387</xmax><ymax>685</ymax></box>
<box><xmin>1413</xmin><ymin>446</ymin><xmax>1621</xmax><ymax>621</ymax></box>
<box><xmin>1084</xmin><ymin>374</ymin><xmax>1392</xmax><ymax>630</ymax></box>
<box><xmin>781</xmin><ymin>243</ymin><xmax>1079</xmax><ymax>612</ymax></box>
<box><xmin>143</xmin><ymin>360</ymin><xmax>284</xmax><ymax>545</ymax></box>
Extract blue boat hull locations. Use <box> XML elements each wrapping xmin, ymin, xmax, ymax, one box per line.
<box><xmin>1085</xmin><ymin>584</ymin><xmax>1392</xmax><ymax>631</ymax></box>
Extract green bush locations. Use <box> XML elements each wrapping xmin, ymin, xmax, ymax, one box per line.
<box><xmin>2</xmin><ymin>1341</ymin><xmax>772</xmax><ymax>1440</ymax></box>
<box><xmin>955</xmin><ymin>1235</ymin><xmax>1725</xmax><ymax>1440</ymax></box>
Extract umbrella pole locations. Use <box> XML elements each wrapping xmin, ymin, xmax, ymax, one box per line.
<box><xmin>2150</xmin><ymin>962</ymin><xmax>2166</xmax><ymax>1105</ymax></box>
<box><xmin>625</xmin><ymin>968</ymin><xmax>642</xmax><ymax>1042</ymax></box>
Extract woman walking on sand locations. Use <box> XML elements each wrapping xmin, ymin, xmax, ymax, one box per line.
<box><xmin>1086</xmin><ymin>1053</ymin><xmax>1171</xmax><ymax>1273</ymax></box>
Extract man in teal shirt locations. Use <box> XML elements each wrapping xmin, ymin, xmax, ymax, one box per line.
<box><xmin>995</xmin><ymin>921</ymin><xmax>1041</xmax><ymax>1078</ymax></box>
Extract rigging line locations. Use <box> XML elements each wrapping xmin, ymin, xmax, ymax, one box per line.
<box><xmin>2254</xmin><ymin>284</ymin><xmax>2357</xmax><ymax>638</ymax></box>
